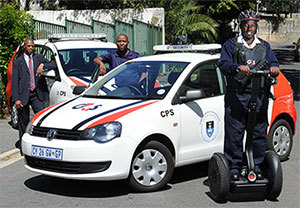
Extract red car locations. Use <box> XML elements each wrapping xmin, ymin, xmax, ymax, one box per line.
<box><xmin>267</xmin><ymin>71</ymin><xmax>297</xmax><ymax>161</ymax></box>
<box><xmin>5</xmin><ymin>48</ymin><xmax>19</xmax><ymax>129</ymax></box>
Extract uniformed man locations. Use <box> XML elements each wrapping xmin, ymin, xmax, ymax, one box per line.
<box><xmin>219</xmin><ymin>9</ymin><xmax>280</xmax><ymax>181</ymax></box>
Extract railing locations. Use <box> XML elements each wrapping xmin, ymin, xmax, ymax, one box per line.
<box><xmin>65</xmin><ymin>18</ymin><xmax>93</xmax><ymax>33</ymax></box>
<box><xmin>34</xmin><ymin>20</ymin><xmax>66</xmax><ymax>39</ymax></box>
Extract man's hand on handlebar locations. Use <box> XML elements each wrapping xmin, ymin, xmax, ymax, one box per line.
<box><xmin>269</xmin><ymin>66</ymin><xmax>280</xmax><ymax>75</ymax></box>
<box><xmin>237</xmin><ymin>65</ymin><xmax>250</xmax><ymax>74</ymax></box>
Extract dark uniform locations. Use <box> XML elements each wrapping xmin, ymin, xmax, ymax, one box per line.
<box><xmin>220</xmin><ymin>35</ymin><xmax>279</xmax><ymax>175</ymax></box>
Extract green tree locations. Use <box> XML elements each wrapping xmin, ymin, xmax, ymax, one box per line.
<box><xmin>165</xmin><ymin>0</ymin><xmax>219</xmax><ymax>44</ymax></box>
<box><xmin>0</xmin><ymin>2</ymin><xmax>34</xmax><ymax>117</ymax></box>
<box><xmin>197</xmin><ymin>0</ymin><xmax>253</xmax><ymax>43</ymax></box>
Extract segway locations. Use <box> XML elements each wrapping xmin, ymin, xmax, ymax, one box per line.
<box><xmin>208</xmin><ymin>61</ymin><xmax>282</xmax><ymax>203</ymax></box>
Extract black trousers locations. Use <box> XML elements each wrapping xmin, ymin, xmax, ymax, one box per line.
<box><xmin>17</xmin><ymin>90</ymin><xmax>45</xmax><ymax>140</ymax></box>
<box><xmin>224</xmin><ymin>92</ymin><xmax>269</xmax><ymax>175</ymax></box>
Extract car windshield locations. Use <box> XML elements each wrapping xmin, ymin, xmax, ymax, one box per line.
<box><xmin>83</xmin><ymin>60</ymin><xmax>189</xmax><ymax>99</ymax></box>
<box><xmin>58</xmin><ymin>48</ymin><xmax>117</xmax><ymax>76</ymax></box>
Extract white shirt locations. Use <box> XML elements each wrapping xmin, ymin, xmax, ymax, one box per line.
<box><xmin>24</xmin><ymin>53</ymin><xmax>33</xmax><ymax>69</ymax></box>
<box><xmin>237</xmin><ymin>34</ymin><xmax>261</xmax><ymax>49</ymax></box>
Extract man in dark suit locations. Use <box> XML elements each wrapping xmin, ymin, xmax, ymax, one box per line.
<box><xmin>12</xmin><ymin>38</ymin><xmax>57</xmax><ymax>149</ymax></box>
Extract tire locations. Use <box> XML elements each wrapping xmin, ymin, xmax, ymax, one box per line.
<box><xmin>128</xmin><ymin>141</ymin><xmax>174</xmax><ymax>192</ymax></box>
<box><xmin>10</xmin><ymin>103</ymin><xmax>18</xmax><ymax>129</ymax></box>
<box><xmin>264</xmin><ymin>150</ymin><xmax>283</xmax><ymax>200</ymax></box>
<box><xmin>267</xmin><ymin>119</ymin><xmax>293</xmax><ymax>161</ymax></box>
<box><xmin>208</xmin><ymin>153</ymin><xmax>230</xmax><ymax>203</ymax></box>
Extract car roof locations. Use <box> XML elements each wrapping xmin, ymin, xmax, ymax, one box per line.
<box><xmin>33</xmin><ymin>39</ymin><xmax>117</xmax><ymax>50</ymax></box>
<box><xmin>132</xmin><ymin>53</ymin><xmax>220</xmax><ymax>63</ymax></box>
<box><xmin>153</xmin><ymin>44</ymin><xmax>221</xmax><ymax>52</ymax></box>
<box><xmin>153</xmin><ymin>44</ymin><xmax>221</xmax><ymax>55</ymax></box>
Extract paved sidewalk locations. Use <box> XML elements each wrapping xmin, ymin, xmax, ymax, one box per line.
<box><xmin>0</xmin><ymin>116</ymin><xmax>19</xmax><ymax>154</ymax></box>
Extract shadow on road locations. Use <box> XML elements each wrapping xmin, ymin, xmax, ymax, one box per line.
<box><xmin>170</xmin><ymin>161</ymin><xmax>208</xmax><ymax>184</ymax></box>
<box><xmin>24</xmin><ymin>161</ymin><xmax>209</xmax><ymax>197</ymax></box>
<box><xmin>25</xmin><ymin>176</ymin><xmax>131</xmax><ymax>197</ymax></box>
<box><xmin>205</xmin><ymin>191</ymin><xmax>267</xmax><ymax>203</ymax></box>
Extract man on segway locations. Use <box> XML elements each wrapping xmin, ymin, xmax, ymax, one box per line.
<box><xmin>219</xmin><ymin>9</ymin><xmax>280</xmax><ymax>181</ymax></box>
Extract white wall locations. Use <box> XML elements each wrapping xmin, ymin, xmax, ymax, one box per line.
<box><xmin>28</xmin><ymin>8</ymin><xmax>164</xmax><ymax>27</ymax></box>
<box><xmin>259</xmin><ymin>13</ymin><xmax>300</xmax><ymax>44</ymax></box>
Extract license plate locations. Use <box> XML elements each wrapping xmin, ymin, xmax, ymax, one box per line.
<box><xmin>31</xmin><ymin>145</ymin><xmax>63</xmax><ymax>160</ymax></box>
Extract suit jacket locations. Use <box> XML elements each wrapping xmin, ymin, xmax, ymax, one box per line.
<box><xmin>11</xmin><ymin>53</ymin><xmax>57</xmax><ymax>106</ymax></box>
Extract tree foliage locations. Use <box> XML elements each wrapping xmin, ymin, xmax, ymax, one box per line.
<box><xmin>0</xmin><ymin>2</ymin><xmax>34</xmax><ymax>107</ymax></box>
<box><xmin>165</xmin><ymin>0</ymin><xmax>219</xmax><ymax>44</ymax></box>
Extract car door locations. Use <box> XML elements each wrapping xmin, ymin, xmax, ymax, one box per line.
<box><xmin>34</xmin><ymin>45</ymin><xmax>59</xmax><ymax>107</ymax></box>
<box><xmin>177</xmin><ymin>60</ymin><xmax>226</xmax><ymax>163</ymax></box>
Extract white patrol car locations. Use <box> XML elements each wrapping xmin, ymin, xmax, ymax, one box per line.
<box><xmin>7</xmin><ymin>33</ymin><xmax>117</xmax><ymax>128</ymax></box>
<box><xmin>38</xmin><ymin>33</ymin><xmax>117</xmax><ymax>105</ymax></box>
<box><xmin>22</xmin><ymin>52</ymin><xmax>297</xmax><ymax>192</ymax></box>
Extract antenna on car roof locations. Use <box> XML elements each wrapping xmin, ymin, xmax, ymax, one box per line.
<box><xmin>48</xmin><ymin>33</ymin><xmax>107</xmax><ymax>42</ymax></box>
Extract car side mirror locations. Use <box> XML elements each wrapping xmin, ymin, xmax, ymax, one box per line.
<box><xmin>73</xmin><ymin>86</ymin><xmax>87</xmax><ymax>95</ymax></box>
<box><xmin>180</xmin><ymin>89</ymin><xmax>206</xmax><ymax>103</ymax></box>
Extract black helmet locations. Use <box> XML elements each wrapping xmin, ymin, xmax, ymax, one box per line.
<box><xmin>238</xmin><ymin>9</ymin><xmax>260</xmax><ymax>22</ymax></box>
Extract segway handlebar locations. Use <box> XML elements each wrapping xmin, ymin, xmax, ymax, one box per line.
<box><xmin>249</xmin><ymin>70</ymin><xmax>270</xmax><ymax>74</ymax></box>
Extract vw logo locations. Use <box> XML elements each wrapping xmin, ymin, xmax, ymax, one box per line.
<box><xmin>47</xmin><ymin>129</ymin><xmax>57</xmax><ymax>141</ymax></box>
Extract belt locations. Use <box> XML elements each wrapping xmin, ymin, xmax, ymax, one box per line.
<box><xmin>29</xmin><ymin>89</ymin><xmax>37</xmax><ymax>97</ymax></box>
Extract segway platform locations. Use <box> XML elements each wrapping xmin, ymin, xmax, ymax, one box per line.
<box><xmin>231</xmin><ymin>177</ymin><xmax>269</xmax><ymax>193</ymax></box>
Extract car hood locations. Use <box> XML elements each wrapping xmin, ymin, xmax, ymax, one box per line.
<box><xmin>32</xmin><ymin>97</ymin><xmax>158</xmax><ymax>130</ymax></box>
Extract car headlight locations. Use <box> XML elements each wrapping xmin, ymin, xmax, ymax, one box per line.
<box><xmin>79</xmin><ymin>121</ymin><xmax>122</xmax><ymax>143</ymax></box>
<box><xmin>25</xmin><ymin>118</ymin><xmax>33</xmax><ymax>135</ymax></box>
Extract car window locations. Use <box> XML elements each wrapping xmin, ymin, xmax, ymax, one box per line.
<box><xmin>84</xmin><ymin>61</ymin><xmax>189</xmax><ymax>99</ymax></box>
<box><xmin>179</xmin><ymin>60</ymin><xmax>224</xmax><ymax>98</ymax></box>
<box><xmin>35</xmin><ymin>45</ymin><xmax>55</xmax><ymax>62</ymax></box>
<box><xmin>58</xmin><ymin>48</ymin><xmax>117</xmax><ymax>76</ymax></box>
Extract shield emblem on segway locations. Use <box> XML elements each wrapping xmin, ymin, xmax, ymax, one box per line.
<box><xmin>206</xmin><ymin>121</ymin><xmax>214</xmax><ymax>137</ymax></box>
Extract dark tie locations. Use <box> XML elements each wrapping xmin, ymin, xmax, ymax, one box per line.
<box><xmin>28</xmin><ymin>56</ymin><xmax>35</xmax><ymax>91</ymax></box>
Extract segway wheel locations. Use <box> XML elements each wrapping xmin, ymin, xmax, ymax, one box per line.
<box><xmin>208</xmin><ymin>153</ymin><xmax>230</xmax><ymax>203</ymax></box>
<box><xmin>264</xmin><ymin>150</ymin><xmax>283</xmax><ymax>200</ymax></box>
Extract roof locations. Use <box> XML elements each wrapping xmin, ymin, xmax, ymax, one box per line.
<box><xmin>153</xmin><ymin>44</ymin><xmax>221</xmax><ymax>52</ymax></box>
<box><xmin>33</xmin><ymin>39</ymin><xmax>117</xmax><ymax>50</ymax></box>
<box><xmin>132</xmin><ymin>52</ymin><xmax>220</xmax><ymax>63</ymax></box>
<box><xmin>52</xmin><ymin>40</ymin><xmax>117</xmax><ymax>50</ymax></box>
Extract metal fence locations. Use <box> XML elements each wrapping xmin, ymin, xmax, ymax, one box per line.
<box><xmin>34</xmin><ymin>19</ymin><xmax>65</xmax><ymax>39</ymax></box>
<box><xmin>33</xmin><ymin>17</ymin><xmax>162</xmax><ymax>55</ymax></box>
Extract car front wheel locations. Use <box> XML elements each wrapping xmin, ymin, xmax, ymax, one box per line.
<box><xmin>128</xmin><ymin>141</ymin><xmax>174</xmax><ymax>192</ymax></box>
<box><xmin>267</xmin><ymin>119</ymin><xmax>293</xmax><ymax>161</ymax></box>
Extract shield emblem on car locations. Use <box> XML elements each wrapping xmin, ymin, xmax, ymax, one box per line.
<box><xmin>206</xmin><ymin>121</ymin><xmax>214</xmax><ymax>138</ymax></box>
<box><xmin>47</xmin><ymin>129</ymin><xmax>57</xmax><ymax>141</ymax></box>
